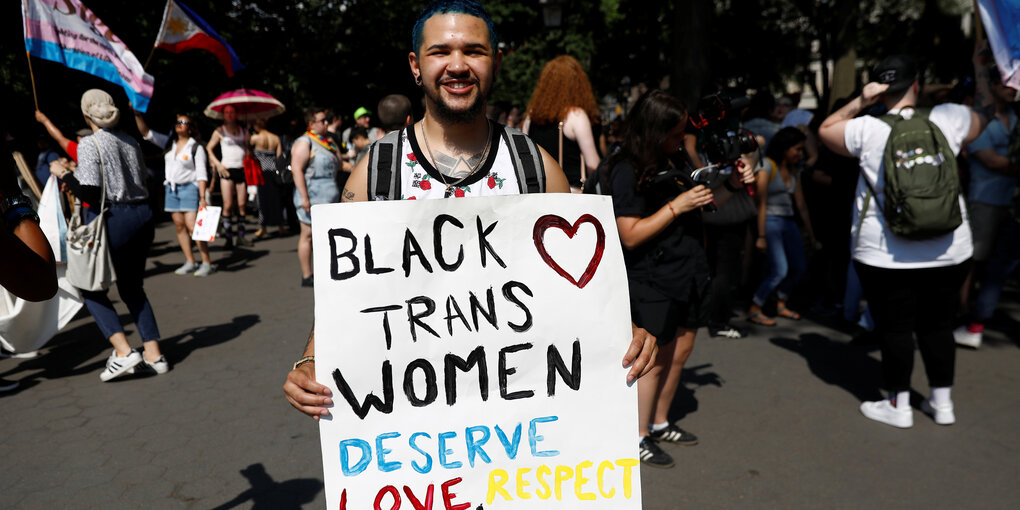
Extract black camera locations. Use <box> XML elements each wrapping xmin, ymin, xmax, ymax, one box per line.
<box><xmin>648</xmin><ymin>157</ymin><xmax>718</xmax><ymax>213</ymax></box>
<box><xmin>690</xmin><ymin>92</ymin><xmax>758</xmax><ymax>165</ymax></box>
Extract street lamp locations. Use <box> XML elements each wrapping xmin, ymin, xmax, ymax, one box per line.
<box><xmin>540</xmin><ymin>0</ymin><xmax>565</xmax><ymax>28</ymax></box>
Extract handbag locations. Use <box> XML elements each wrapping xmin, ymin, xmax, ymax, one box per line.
<box><xmin>243</xmin><ymin>154</ymin><xmax>265</xmax><ymax>186</ymax></box>
<box><xmin>65</xmin><ymin>139</ymin><xmax>116</xmax><ymax>291</ymax></box>
<box><xmin>701</xmin><ymin>165</ymin><xmax>757</xmax><ymax>226</ymax></box>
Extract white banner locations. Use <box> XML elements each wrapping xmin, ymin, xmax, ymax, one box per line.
<box><xmin>312</xmin><ymin>195</ymin><xmax>642</xmax><ymax>509</ymax></box>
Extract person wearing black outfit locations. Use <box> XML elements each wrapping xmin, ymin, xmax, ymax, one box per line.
<box><xmin>685</xmin><ymin>118</ymin><xmax>765</xmax><ymax>339</ymax></box>
<box><xmin>608</xmin><ymin>90</ymin><xmax>754</xmax><ymax>467</ymax></box>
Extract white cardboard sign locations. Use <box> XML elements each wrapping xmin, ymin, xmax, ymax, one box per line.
<box><xmin>312</xmin><ymin>195</ymin><xmax>641</xmax><ymax>509</ymax></box>
<box><xmin>191</xmin><ymin>206</ymin><xmax>221</xmax><ymax>242</ymax></box>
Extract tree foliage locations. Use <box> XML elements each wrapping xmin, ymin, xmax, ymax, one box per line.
<box><xmin>1</xmin><ymin>0</ymin><xmax>979</xmax><ymax>152</ymax></box>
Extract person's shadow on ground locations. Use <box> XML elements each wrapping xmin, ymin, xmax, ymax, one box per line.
<box><xmin>159</xmin><ymin>314</ymin><xmax>260</xmax><ymax>365</ymax></box>
<box><xmin>0</xmin><ymin>314</ymin><xmax>260</xmax><ymax>391</ymax></box>
<box><xmin>667</xmin><ymin>362</ymin><xmax>724</xmax><ymax>423</ymax></box>
<box><xmin>209</xmin><ymin>463</ymin><xmax>321</xmax><ymax>510</ymax></box>
<box><xmin>770</xmin><ymin>333</ymin><xmax>884</xmax><ymax>402</ymax></box>
<box><xmin>212</xmin><ymin>248</ymin><xmax>271</xmax><ymax>273</ymax></box>
<box><xmin>0</xmin><ymin>313</ymin><xmax>131</xmax><ymax>391</ymax></box>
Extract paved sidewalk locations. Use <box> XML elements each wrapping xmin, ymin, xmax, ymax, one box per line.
<box><xmin>2</xmin><ymin>219</ymin><xmax>1018</xmax><ymax>509</ymax></box>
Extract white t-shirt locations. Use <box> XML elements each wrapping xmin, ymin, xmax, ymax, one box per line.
<box><xmin>843</xmin><ymin>104</ymin><xmax>974</xmax><ymax>269</ymax></box>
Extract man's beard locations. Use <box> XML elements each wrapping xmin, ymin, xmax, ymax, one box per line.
<box><xmin>426</xmin><ymin>82</ymin><xmax>486</xmax><ymax>124</ymax></box>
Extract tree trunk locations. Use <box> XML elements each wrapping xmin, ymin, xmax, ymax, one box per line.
<box><xmin>828</xmin><ymin>0</ymin><xmax>861</xmax><ymax>111</ymax></box>
<box><xmin>829</xmin><ymin>47</ymin><xmax>859</xmax><ymax>110</ymax></box>
<box><xmin>671</xmin><ymin>0</ymin><xmax>712</xmax><ymax>109</ymax></box>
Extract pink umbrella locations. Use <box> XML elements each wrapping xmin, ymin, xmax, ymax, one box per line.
<box><xmin>204</xmin><ymin>88</ymin><xmax>285</xmax><ymax>121</ymax></box>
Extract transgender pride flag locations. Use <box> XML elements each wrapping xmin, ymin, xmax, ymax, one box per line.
<box><xmin>978</xmin><ymin>0</ymin><xmax>1020</xmax><ymax>89</ymax></box>
<box><xmin>153</xmin><ymin>1</ymin><xmax>244</xmax><ymax>77</ymax></box>
<box><xmin>22</xmin><ymin>0</ymin><xmax>155</xmax><ymax>112</ymax></box>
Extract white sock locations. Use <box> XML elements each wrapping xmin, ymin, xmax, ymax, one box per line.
<box><xmin>931</xmin><ymin>387</ymin><xmax>952</xmax><ymax>406</ymax></box>
<box><xmin>890</xmin><ymin>391</ymin><xmax>910</xmax><ymax>410</ymax></box>
<box><xmin>651</xmin><ymin>422</ymin><xmax>669</xmax><ymax>432</ymax></box>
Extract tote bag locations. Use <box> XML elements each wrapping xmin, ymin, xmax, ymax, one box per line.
<box><xmin>65</xmin><ymin>139</ymin><xmax>116</xmax><ymax>291</ymax></box>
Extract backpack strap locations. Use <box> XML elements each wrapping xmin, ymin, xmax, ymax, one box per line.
<box><xmin>366</xmin><ymin>130</ymin><xmax>403</xmax><ymax>200</ymax></box>
<box><xmin>502</xmin><ymin>125</ymin><xmax>545</xmax><ymax>194</ymax></box>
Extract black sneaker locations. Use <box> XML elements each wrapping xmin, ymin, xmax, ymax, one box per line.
<box><xmin>650</xmin><ymin>424</ymin><xmax>698</xmax><ymax>446</ymax></box>
<box><xmin>301</xmin><ymin>275</ymin><xmax>314</xmax><ymax>288</ymax></box>
<box><xmin>223</xmin><ymin>237</ymin><xmax>234</xmax><ymax>250</ymax></box>
<box><xmin>709</xmin><ymin>324</ymin><xmax>747</xmax><ymax>339</ymax></box>
<box><xmin>638</xmin><ymin>437</ymin><xmax>674</xmax><ymax>468</ymax></box>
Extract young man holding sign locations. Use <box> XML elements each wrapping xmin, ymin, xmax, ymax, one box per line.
<box><xmin>285</xmin><ymin>0</ymin><xmax>656</xmax><ymax>418</ymax></box>
<box><xmin>285</xmin><ymin>5</ymin><xmax>660</xmax><ymax>507</ymax></box>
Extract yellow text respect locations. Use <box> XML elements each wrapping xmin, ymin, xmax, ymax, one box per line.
<box><xmin>485</xmin><ymin>458</ymin><xmax>638</xmax><ymax>504</ymax></box>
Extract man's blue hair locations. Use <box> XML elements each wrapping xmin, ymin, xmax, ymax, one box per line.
<box><xmin>412</xmin><ymin>0</ymin><xmax>499</xmax><ymax>56</ymax></box>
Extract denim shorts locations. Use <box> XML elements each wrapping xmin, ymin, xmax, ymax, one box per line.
<box><xmin>293</xmin><ymin>177</ymin><xmax>340</xmax><ymax>224</ymax></box>
<box><xmin>164</xmin><ymin>182</ymin><xmax>199</xmax><ymax>212</ymax></box>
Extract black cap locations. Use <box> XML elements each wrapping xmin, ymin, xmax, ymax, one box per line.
<box><xmin>873</xmin><ymin>55</ymin><xmax>918</xmax><ymax>93</ymax></box>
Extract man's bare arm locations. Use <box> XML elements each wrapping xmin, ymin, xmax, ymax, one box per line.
<box><xmin>819</xmin><ymin>82</ymin><xmax>890</xmax><ymax>157</ymax></box>
<box><xmin>342</xmin><ymin>155</ymin><xmax>370</xmax><ymax>202</ymax></box>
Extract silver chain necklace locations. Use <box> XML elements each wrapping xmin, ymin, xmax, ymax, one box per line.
<box><xmin>419</xmin><ymin>117</ymin><xmax>492</xmax><ymax>196</ymax></box>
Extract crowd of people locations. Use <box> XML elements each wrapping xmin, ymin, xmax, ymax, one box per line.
<box><xmin>3</xmin><ymin>0</ymin><xmax>1018</xmax><ymax>480</ymax></box>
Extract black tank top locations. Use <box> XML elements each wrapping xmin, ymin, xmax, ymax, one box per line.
<box><xmin>529</xmin><ymin>121</ymin><xmax>602</xmax><ymax>187</ymax></box>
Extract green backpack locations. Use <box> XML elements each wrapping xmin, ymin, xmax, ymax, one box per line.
<box><xmin>862</xmin><ymin>108</ymin><xmax>962</xmax><ymax>240</ymax></box>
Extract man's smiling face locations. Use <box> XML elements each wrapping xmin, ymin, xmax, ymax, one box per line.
<box><xmin>411</xmin><ymin>13</ymin><xmax>501</xmax><ymax>124</ymax></box>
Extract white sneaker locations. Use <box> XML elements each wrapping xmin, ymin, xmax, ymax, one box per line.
<box><xmin>194</xmin><ymin>262</ymin><xmax>215</xmax><ymax>277</ymax></box>
<box><xmin>921</xmin><ymin>398</ymin><xmax>955</xmax><ymax>425</ymax></box>
<box><xmin>0</xmin><ymin>349</ymin><xmax>39</xmax><ymax>359</ymax></box>
<box><xmin>141</xmin><ymin>355</ymin><xmax>170</xmax><ymax>375</ymax></box>
<box><xmin>99</xmin><ymin>350</ymin><xmax>143</xmax><ymax>382</ymax></box>
<box><xmin>860</xmin><ymin>399</ymin><xmax>913</xmax><ymax>428</ymax></box>
<box><xmin>953</xmin><ymin>326</ymin><xmax>981</xmax><ymax>349</ymax></box>
<box><xmin>174</xmin><ymin>262</ymin><xmax>198</xmax><ymax>275</ymax></box>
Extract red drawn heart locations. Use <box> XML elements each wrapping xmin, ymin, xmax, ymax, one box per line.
<box><xmin>533</xmin><ymin>214</ymin><xmax>605</xmax><ymax>289</ymax></box>
<box><xmin>197</xmin><ymin>219</ymin><xmax>204</xmax><ymax>227</ymax></box>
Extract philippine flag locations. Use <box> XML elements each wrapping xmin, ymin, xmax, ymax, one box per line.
<box><xmin>154</xmin><ymin>0</ymin><xmax>244</xmax><ymax>77</ymax></box>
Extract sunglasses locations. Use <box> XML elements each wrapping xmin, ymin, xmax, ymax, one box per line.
<box><xmin>176</xmin><ymin>120</ymin><xmax>190</xmax><ymax>126</ymax></box>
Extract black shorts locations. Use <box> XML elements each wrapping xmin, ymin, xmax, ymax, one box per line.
<box><xmin>629</xmin><ymin>281</ymin><xmax>708</xmax><ymax>345</ymax></box>
<box><xmin>224</xmin><ymin>167</ymin><xmax>245</xmax><ymax>182</ymax></box>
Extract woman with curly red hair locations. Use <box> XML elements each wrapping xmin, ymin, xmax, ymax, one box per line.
<box><xmin>523</xmin><ymin>55</ymin><xmax>602</xmax><ymax>191</ymax></box>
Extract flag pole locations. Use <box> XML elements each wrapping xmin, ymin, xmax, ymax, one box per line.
<box><xmin>973</xmin><ymin>0</ymin><xmax>984</xmax><ymax>43</ymax></box>
<box><xmin>22</xmin><ymin>0</ymin><xmax>39</xmax><ymax>110</ymax></box>
<box><xmin>143</xmin><ymin>46</ymin><xmax>156</xmax><ymax>70</ymax></box>
<box><xmin>25</xmin><ymin>51</ymin><xmax>39</xmax><ymax>110</ymax></box>
<box><xmin>146</xmin><ymin>0</ymin><xmax>173</xmax><ymax>71</ymax></box>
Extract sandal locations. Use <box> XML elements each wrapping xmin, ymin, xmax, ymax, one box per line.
<box><xmin>776</xmin><ymin>305</ymin><xmax>801</xmax><ymax>321</ymax></box>
<box><xmin>748</xmin><ymin>311</ymin><xmax>777</xmax><ymax>326</ymax></box>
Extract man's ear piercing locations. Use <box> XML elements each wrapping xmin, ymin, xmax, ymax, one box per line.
<box><xmin>415</xmin><ymin>76</ymin><xmax>423</xmax><ymax>86</ymax></box>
